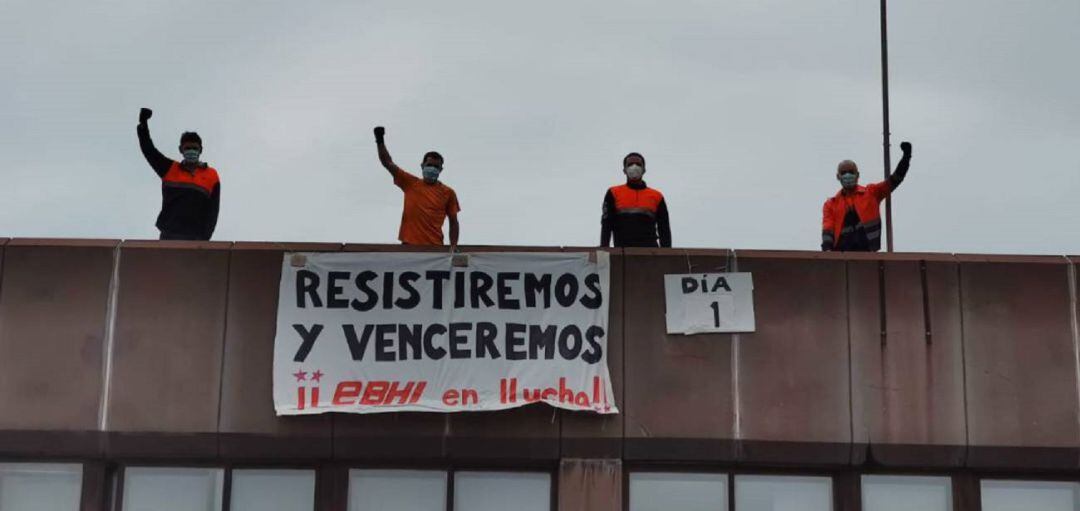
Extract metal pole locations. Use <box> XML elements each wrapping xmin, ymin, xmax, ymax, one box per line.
<box><xmin>880</xmin><ymin>0</ymin><xmax>894</xmax><ymax>252</ymax></box>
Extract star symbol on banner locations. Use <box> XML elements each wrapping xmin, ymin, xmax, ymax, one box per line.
<box><xmin>311</xmin><ymin>370</ymin><xmax>324</xmax><ymax>382</ymax></box>
<box><xmin>292</xmin><ymin>370</ymin><xmax>307</xmax><ymax>382</ymax></box>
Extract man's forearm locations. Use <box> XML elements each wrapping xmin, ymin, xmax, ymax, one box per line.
<box><xmin>889</xmin><ymin>154</ymin><xmax>911</xmax><ymax>189</ymax></box>
<box><xmin>377</xmin><ymin>141</ymin><xmax>394</xmax><ymax>168</ymax></box>
<box><xmin>137</xmin><ymin>123</ymin><xmax>172</xmax><ymax>177</ymax></box>
<box><xmin>888</xmin><ymin>143</ymin><xmax>913</xmax><ymax>190</ymax></box>
<box><xmin>373</xmin><ymin>126</ymin><xmax>396</xmax><ymax>173</ymax></box>
<box><xmin>449</xmin><ymin>219</ymin><xmax>459</xmax><ymax>246</ymax></box>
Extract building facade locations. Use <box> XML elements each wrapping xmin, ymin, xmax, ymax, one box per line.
<box><xmin>0</xmin><ymin>239</ymin><xmax>1078</xmax><ymax>510</ymax></box>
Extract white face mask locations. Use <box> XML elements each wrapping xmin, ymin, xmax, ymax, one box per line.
<box><xmin>182</xmin><ymin>149</ymin><xmax>201</xmax><ymax>163</ymax></box>
<box><xmin>625</xmin><ymin>164</ymin><xmax>644</xmax><ymax>180</ymax></box>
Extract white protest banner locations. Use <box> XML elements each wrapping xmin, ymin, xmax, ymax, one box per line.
<box><xmin>664</xmin><ymin>273</ymin><xmax>755</xmax><ymax>334</ymax></box>
<box><xmin>273</xmin><ymin>252</ymin><xmax>617</xmax><ymax>415</ymax></box>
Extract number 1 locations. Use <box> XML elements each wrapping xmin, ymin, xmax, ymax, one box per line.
<box><xmin>710</xmin><ymin>301</ymin><xmax>720</xmax><ymax>327</ymax></box>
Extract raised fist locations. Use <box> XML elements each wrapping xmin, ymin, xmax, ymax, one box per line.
<box><xmin>900</xmin><ymin>141</ymin><xmax>912</xmax><ymax>155</ymax></box>
<box><xmin>139</xmin><ymin>108</ymin><xmax>153</xmax><ymax>123</ymax></box>
<box><xmin>374</xmin><ymin>126</ymin><xmax>385</xmax><ymax>141</ymax></box>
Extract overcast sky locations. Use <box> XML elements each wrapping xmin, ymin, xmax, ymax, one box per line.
<box><xmin>1</xmin><ymin>0</ymin><xmax>1077</xmax><ymax>254</ymax></box>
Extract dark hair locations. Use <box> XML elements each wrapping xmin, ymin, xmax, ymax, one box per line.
<box><xmin>422</xmin><ymin>151</ymin><xmax>444</xmax><ymax>166</ymax></box>
<box><xmin>623</xmin><ymin>152</ymin><xmax>645</xmax><ymax>167</ymax></box>
<box><xmin>179</xmin><ymin>132</ymin><xmax>203</xmax><ymax>146</ymax></box>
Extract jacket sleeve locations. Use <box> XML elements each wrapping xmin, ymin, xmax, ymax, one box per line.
<box><xmin>887</xmin><ymin>152</ymin><xmax>911</xmax><ymax>191</ymax></box>
<box><xmin>203</xmin><ymin>182</ymin><xmax>220</xmax><ymax>240</ymax></box>
<box><xmin>656</xmin><ymin>198</ymin><xmax>672</xmax><ymax>248</ymax></box>
<box><xmin>821</xmin><ymin>200</ymin><xmax>835</xmax><ymax>251</ymax></box>
<box><xmin>137</xmin><ymin>123</ymin><xmax>174</xmax><ymax>177</ymax></box>
<box><xmin>600</xmin><ymin>190</ymin><xmax>615</xmax><ymax>247</ymax></box>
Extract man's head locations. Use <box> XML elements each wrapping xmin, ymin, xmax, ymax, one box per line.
<box><xmin>836</xmin><ymin>160</ymin><xmax>859</xmax><ymax>190</ymax></box>
<box><xmin>421</xmin><ymin>151</ymin><xmax>444</xmax><ymax>184</ymax></box>
<box><xmin>623</xmin><ymin>152</ymin><xmax>645</xmax><ymax>182</ymax></box>
<box><xmin>179</xmin><ymin>132</ymin><xmax>203</xmax><ymax>164</ymax></box>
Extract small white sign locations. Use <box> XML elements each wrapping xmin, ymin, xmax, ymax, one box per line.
<box><xmin>664</xmin><ymin>273</ymin><xmax>755</xmax><ymax>334</ymax></box>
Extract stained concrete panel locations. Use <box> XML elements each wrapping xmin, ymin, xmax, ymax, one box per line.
<box><xmin>0</xmin><ymin>240</ymin><xmax>116</xmax><ymax>457</ymax></box>
<box><xmin>623</xmin><ymin>249</ymin><xmax>736</xmax><ymax>462</ymax></box>
<box><xmin>735</xmin><ymin>252</ymin><xmax>851</xmax><ymax>466</ymax></box>
<box><xmin>850</xmin><ymin>256</ymin><xmax>967</xmax><ymax>468</ymax></box>
<box><xmin>217</xmin><ymin>243</ymin><xmax>338</xmax><ymax>460</ymax></box>
<box><xmin>960</xmin><ymin>258</ymin><xmax>1079</xmax><ymax>469</ymax></box>
<box><xmin>105</xmin><ymin>241</ymin><xmax>231</xmax><ymax>458</ymax></box>
<box><xmin>0</xmin><ymin>240</ymin><xmax>115</xmax><ymax>431</ymax></box>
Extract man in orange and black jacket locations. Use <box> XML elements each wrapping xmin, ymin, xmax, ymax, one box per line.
<box><xmin>601</xmin><ymin>152</ymin><xmax>672</xmax><ymax>248</ymax></box>
<box><xmin>821</xmin><ymin>141</ymin><xmax>912</xmax><ymax>251</ymax></box>
<box><xmin>136</xmin><ymin>108</ymin><xmax>221</xmax><ymax>240</ymax></box>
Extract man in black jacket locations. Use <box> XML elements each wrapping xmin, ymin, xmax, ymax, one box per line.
<box><xmin>600</xmin><ymin>152</ymin><xmax>672</xmax><ymax>248</ymax></box>
<box><xmin>137</xmin><ymin>108</ymin><xmax>221</xmax><ymax>240</ymax></box>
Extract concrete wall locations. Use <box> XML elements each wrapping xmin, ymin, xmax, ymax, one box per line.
<box><xmin>1</xmin><ymin>240</ymin><xmax>1078</xmax><ymax>471</ymax></box>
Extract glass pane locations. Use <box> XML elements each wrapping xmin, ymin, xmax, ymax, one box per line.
<box><xmin>630</xmin><ymin>472</ymin><xmax>728</xmax><ymax>511</ymax></box>
<box><xmin>0</xmin><ymin>463</ymin><xmax>82</xmax><ymax>511</ymax></box>
<box><xmin>735</xmin><ymin>475</ymin><xmax>832</xmax><ymax>511</ymax></box>
<box><xmin>231</xmin><ymin>469</ymin><xmax>315</xmax><ymax>511</ymax></box>
<box><xmin>349</xmin><ymin>469</ymin><xmax>446</xmax><ymax>511</ymax></box>
<box><xmin>122</xmin><ymin>467</ymin><xmax>224</xmax><ymax>511</ymax></box>
<box><xmin>981</xmin><ymin>480</ymin><xmax>1080</xmax><ymax>511</ymax></box>
<box><xmin>862</xmin><ymin>475</ymin><xmax>951</xmax><ymax>511</ymax></box>
<box><xmin>454</xmin><ymin>471</ymin><xmax>550</xmax><ymax>511</ymax></box>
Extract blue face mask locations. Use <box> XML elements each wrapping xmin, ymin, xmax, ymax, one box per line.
<box><xmin>182</xmin><ymin>149</ymin><xmax>201</xmax><ymax>163</ymax></box>
<box><xmin>839</xmin><ymin>173</ymin><xmax>858</xmax><ymax>189</ymax></box>
<box><xmin>422</xmin><ymin>165</ymin><xmax>442</xmax><ymax>182</ymax></box>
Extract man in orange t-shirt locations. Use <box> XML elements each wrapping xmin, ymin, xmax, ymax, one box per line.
<box><xmin>373</xmin><ymin>126</ymin><xmax>460</xmax><ymax>246</ymax></box>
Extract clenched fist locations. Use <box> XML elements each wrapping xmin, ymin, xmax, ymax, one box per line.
<box><xmin>139</xmin><ymin>108</ymin><xmax>153</xmax><ymax>124</ymax></box>
<box><xmin>374</xmin><ymin>126</ymin><xmax>386</xmax><ymax>143</ymax></box>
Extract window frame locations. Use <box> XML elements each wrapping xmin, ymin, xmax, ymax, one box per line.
<box><xmin>111</xmin><ymin>461</ymin><xmax>321</xmax><ymax>511</ymax></box>
<box><xmin>976</xmin><ymin>474</ymin><xmax>1080</xmax><ymax>511</ymax></box>
<box><xmin>859</xmin><ymin>472</ymin><xmax>955</xmax><ymax>511</ymax></box>
<box><xmin>345</xmin><ymin>462</ymin><xmax>558</xmax><ymax>511</ymax></box>
<box><xmin>625</xmin><ymin>465</ymin><xmax>843</xmax><ymax>511</ymax></box>
<box><xmin>9</xmin><ymin>457</ymin><xmax>1080</xmax><ymax>511</ymax></box>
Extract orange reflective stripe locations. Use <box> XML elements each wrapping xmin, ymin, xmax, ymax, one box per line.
<box><xmin>609</xmin><ymin>185</ymin><xmax>663</xmax><ymax>214</ymax></box>
<box><xmin>163</xmin><ymin>162</ymin><xmax>219</xmax><ymax>195</ymax></box>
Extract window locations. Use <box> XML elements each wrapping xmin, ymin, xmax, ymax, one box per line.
<box><xmin>349</xmin><ymin>469</ymin><xmax>447</xmax><ymax>511</ymax></box>
<box><xmin>629</xmin><ymin>472</ymin><xmax>728</xmax><ymax>511</ymax></box>
<box><xmin>862</xmin><ymin>475</ymin><xmax>951</xmax><ymax>511</ymax></box>
<box><xmin>230</xmin><ymin>469</ymin><xmax>315</xmax><ymax>511</ymax></box>
<box><xmin>734</xmin><ymin>475</ymin><xmax>832</xmax><ymax>511</ymax></box>
<box><xmin>122</xmin><ymin>467</ymin><xmax>224</xmax><ymax>511</ymax></box>
<box><xmin>347</xmin><ymin>469</ymin><xmax>551</xmax><ymax>511</ymax></box>
<box><xmin>0</xmin><ymin>463</ymin><xmax>82</xmax><ymax>511</ymax></box>
<box><xmin>453</xmin><ymin>471</ymin><xmax>550</xmax><ymax>511</ymax></box>
<box><xmin>981</xmin><ymin>480</ymin><xmax>1080</xmax><ymax>511</ymax></box>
